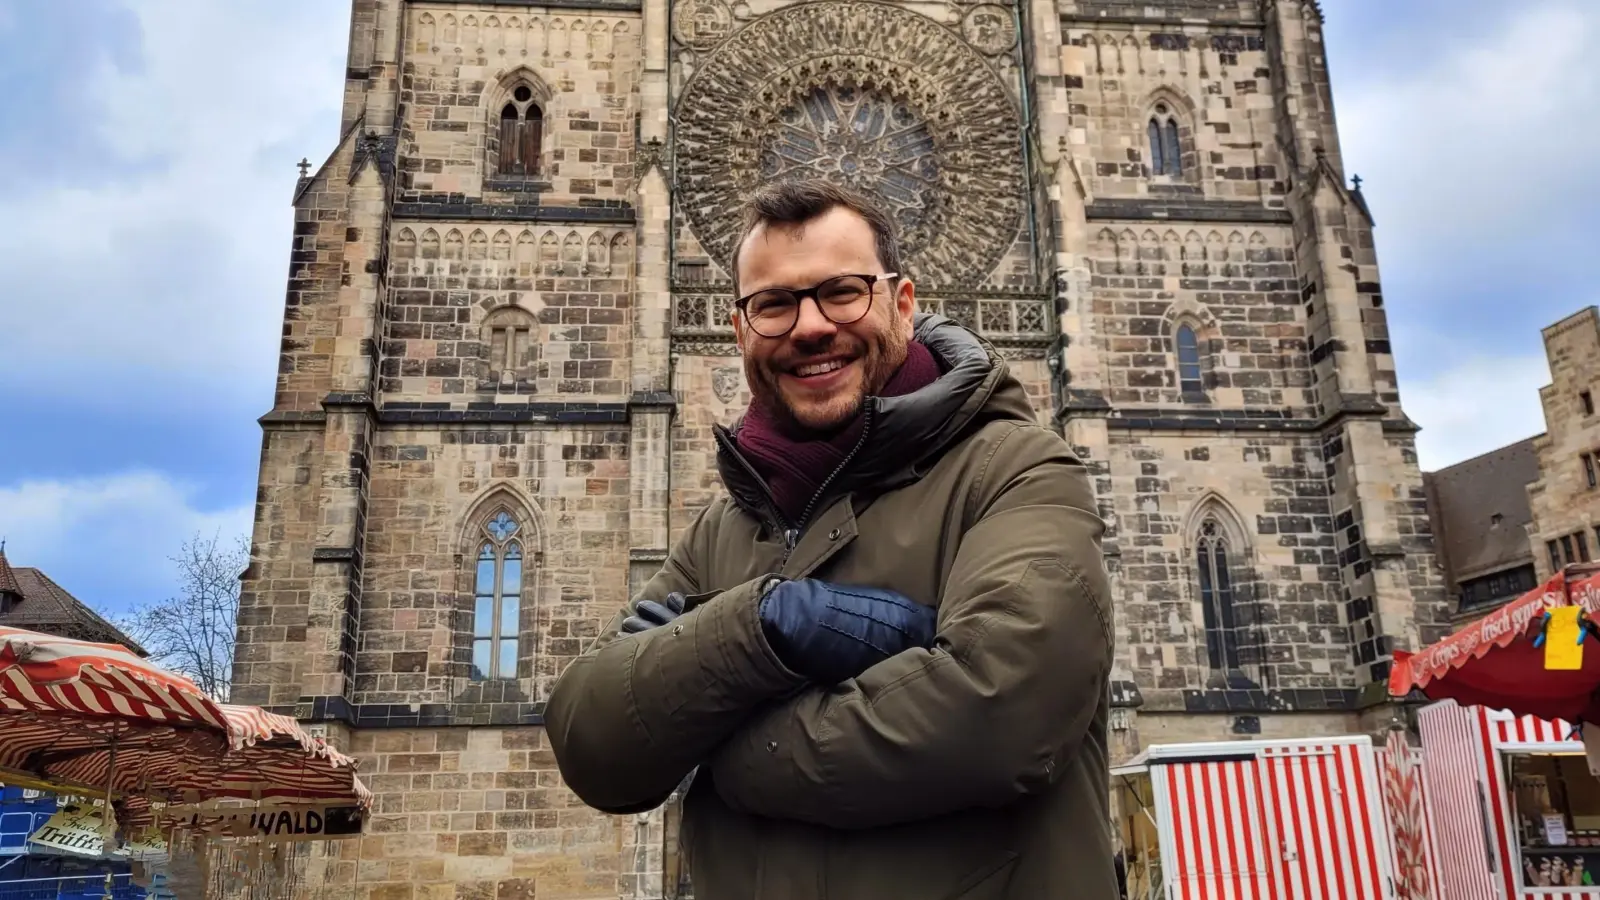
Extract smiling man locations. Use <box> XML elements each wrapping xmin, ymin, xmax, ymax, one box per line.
<box><xmin>545</xmin><ymin>178</ymin><xmax>1117</xmax><ymax>900</ymax></box>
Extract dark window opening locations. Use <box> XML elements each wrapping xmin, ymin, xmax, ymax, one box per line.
<box><xmin>1585</xmin><ymin>452</ymin><xmax>1596</xmax><ymax>489</ymax></box>
<box><xmin>496</xmin><ymin>90</ymin><xmax>543</xmax><ymax>178</ymax></box>
<box><xmin>1176</xmin><ymin>324</ymin><xmax>1204</xmax><ymax>397</ymax></box>
<box><xmin>1148</xmin><ymin>103</ymin><xmax>1183</xmax><ymax>177</ymax></box>
<box><xmin>1579</xmin><ymin>530</ymin><xmax>1592</xmax><ymax>563</ymax></box>
<box><xmin>1550</xmin><ymin>540</ymin><xmax>1563</xmax><ymax>572</ymax></box>
<box><xmin>1459</xmin><ymin>564</ymin><xmax>1538</xmax><ymax>613</ymax></box>
<box><xmin>1562</xmin><ymin>535</ymin><xmax>1576</xmax><ymax>567</ymax></box>
<box><xmin>1196</xmin><ymin>520</ymin><xmax>1241</xmax><ymax>674</ymax></box>
<box><xmin>1583</xmin><ymin>390</ymin><xmax>1594</xmax><ymax>416</ymax></box>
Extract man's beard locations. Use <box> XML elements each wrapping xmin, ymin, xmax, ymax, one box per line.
<box><xmin>744</xmin><ymin>322</ymin><xmax>909</xmax><ymax>440</ymax></box>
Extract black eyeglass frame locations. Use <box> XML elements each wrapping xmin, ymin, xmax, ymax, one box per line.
<box><xmin>733</xmin><ymin>272</ymin><xmax>901</xmax><ymax>339</ymax></box>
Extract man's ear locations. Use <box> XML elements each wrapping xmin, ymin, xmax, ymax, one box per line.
<box><xmin>894</xmin><ymin>277</ymin><xmax>916</xmax><ymax>328</ymax></box>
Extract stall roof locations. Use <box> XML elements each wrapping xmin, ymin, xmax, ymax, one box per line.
<box><xmin>1110</xmin><ymin>735</ymin><xmax>1375</xmax><ymax>778</ymax></box>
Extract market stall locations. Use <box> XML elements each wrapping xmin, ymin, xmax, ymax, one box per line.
<box><xmin>1390</xmin><ymin>563</ymin><xmax>1600</xmax><ymax>900</ymax></box>
<box><xmin>0</xmin><ymin>626</ymin><xmax>371</xmax><ymax>898</ymax></box>
<box><xmin>1108</xmin><ymin>736</ymin><xmax>1399</xmax><ymax>900</ymax></box>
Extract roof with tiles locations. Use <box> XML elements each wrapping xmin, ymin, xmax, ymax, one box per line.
<box><xmin>0</xmin><ymin>549</ymin><xmax>146</xmax><ymax>655</ymax></box>
<box><xmin>1423</xmin><ymin>437</ymin><xmax>1542</xmax><ymax>585</ymax></box>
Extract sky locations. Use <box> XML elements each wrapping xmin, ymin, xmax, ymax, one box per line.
<box><xmin>0</xmin><ymin>1</ymin><xmax>1594</xmax><ymax>616</ymax></box>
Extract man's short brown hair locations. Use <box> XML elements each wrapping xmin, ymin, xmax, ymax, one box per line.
<box><xmin>730</xmin><ymin>178</ymin><xmax>904</xmax><ymax>294</ymax></box>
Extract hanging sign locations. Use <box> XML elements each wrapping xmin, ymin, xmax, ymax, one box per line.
<box><xmin>27</xmin><ymin>802</ymin><xmax>112</xmax><ymax>857</ymax></box>
<box><xmin>1545</xmin><ymin>606</ymin><xmax>1586</xmax><ymax>670</ymax></box>
<box><xmin>165</xmin><ymin>805</ymin><xmax>364</xmax><ymax>842</ymax></box>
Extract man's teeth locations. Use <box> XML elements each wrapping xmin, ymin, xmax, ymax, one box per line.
<box><xmin>795</xmin><ymin>359</ymin><xmax>847</xmax><ymax>377</ymax></box>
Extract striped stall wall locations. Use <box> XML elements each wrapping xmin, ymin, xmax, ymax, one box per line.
<box><xmin>1379</xmin><ymin>732</ymin><xmax>1444</xmax><ymax>900</ymax></box>
<box><xmin>1160</xmin><ymin>757</ymin><xmax>1274</xmax><ymax>900</ymax></box>
<box><xmin>1419</xmin><ymin>702</ymin><xmax>1506</xmax><ymax>900</ymax></box>
<box><xmin>1418</xmin><ymin>702</ymin><xmax>1599</xmax><ymax>900</ymax></box>
<box><xmin>1158</xmin><ymin>743</ymin><xmax>1390</xmax><ymax>900</ymax></box>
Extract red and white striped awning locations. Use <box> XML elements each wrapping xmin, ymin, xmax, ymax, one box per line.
<box><xmin>0</xmin><ymin>627</ymin><xmax>370</xmax><ymax>809</ymax></box>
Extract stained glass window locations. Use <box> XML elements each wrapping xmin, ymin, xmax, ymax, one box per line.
<box><xmin>471</xmin><ymin>511</ymin><xmax>524</xmax><ymax>680</ymax></box>
<box><xmin>1177</xmin><ymin>324</ymin><xmax>1204</xmax><ymax>397</ymax></box>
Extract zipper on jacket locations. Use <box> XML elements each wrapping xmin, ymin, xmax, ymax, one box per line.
<box><xmin>714</xmin><ymin>425</ymin><xmax>796</xmax><ymax>541</ymax></box>
<box><xmin>782</xmin><ymin>404</ymin><xmax>877</xmax><ymax>567</ymax></box>
<box><xmin>716</xmin><ymin>404</ymin><xmax>876</xmax><ymax>571</ymax></box>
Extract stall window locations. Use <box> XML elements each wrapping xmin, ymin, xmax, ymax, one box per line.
<box><xmin>1507</xmin><ymin>752</ymin><xmax>1600</xmax><ymax>887</ymax></box>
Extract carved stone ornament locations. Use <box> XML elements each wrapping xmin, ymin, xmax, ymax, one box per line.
<box><xmin>673</xmin><ymin>1</ymin><xmax>1025</xmax><ymax>288</ymax></box>
<box><xmin>711</xmin><ymin>365</ymin><xmax>744</xmax><ymax>403</ymax></box>
<box><xmin>961</xmin><ymin>5</ymin><xmax>1016</xmax><ymax>55</ymax></box>
<box><xmin>672</xmin><ymin>0</ymin><xmax>734</xmax><ymax>50</ymax></box>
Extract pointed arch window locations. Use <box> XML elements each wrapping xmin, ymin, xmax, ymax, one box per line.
<box><xmin>1149</xmin><ymin>103</ymin><xmax>1183</xmax><ymax>177</ymax></box>
<box><xmin>1196</xmin><ymin>519</ymin><xmax>1241</xmax><ymax>675</ymax></box>
<box><xmin>1176</xmin><ymin>323</ymin><xmax>1204</xmax><ymax>398</ymax></box>
<box><xmin>497</xmin><ymin>85</ymin><xmax>543</xmax><ymax>177</ymax></box>
<box><xmin>472</xmin><ymin>510</ymin><xmax>523</xmax><ymax>680</ymax></box>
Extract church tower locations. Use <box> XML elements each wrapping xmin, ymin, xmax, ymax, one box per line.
<box><xmin>233</xmin><ymin>0</ymin><xmax>1449</xmax><ymax>894</ymax></box>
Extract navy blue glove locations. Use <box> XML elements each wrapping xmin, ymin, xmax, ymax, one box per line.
<box><xmin>620</xmin><ymin>591</ymin><xmax>686</xmax><ymax>635</ymax></box>
<box><xmin>757</xmin><ymin>578</ymin><xmax>937</xmax><ymax>685</ymax></box>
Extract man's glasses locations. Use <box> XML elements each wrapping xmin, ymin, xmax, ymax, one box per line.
<box><xmin>733</xmin><ymin>273</ymin><xmax>898</xmax><ymax>339</ymax></box>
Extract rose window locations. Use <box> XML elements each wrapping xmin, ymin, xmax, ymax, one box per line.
<box><xmin>759</xmin><ymin>85</ymin><xmax>942</xmax><ymax>245</ymax></box>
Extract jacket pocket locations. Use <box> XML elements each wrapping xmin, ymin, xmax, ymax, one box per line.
<box><xmin>942</xmin><ymin>852</ymin><xmax>1020</xmax><ymax>900</ymax></box>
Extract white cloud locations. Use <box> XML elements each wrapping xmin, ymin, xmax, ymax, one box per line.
<box><xmin>0</xmin><ymin>1</ymin><xmax>349</xmax><ymax>404</ymax></box>
<box><xmin>1337</xmin><ymin>2</ymin><xmax>1600</xmax><ymax>285</ymax></box>
<box><xmin>0</xmin><ymin>472</ymin><xmax>253</xmax><ymax>616</ymax></box>
<box><xmin>1401</xmin><ymin>354</ymin><xmax>1552</xmax><ymax>472</ymax></box>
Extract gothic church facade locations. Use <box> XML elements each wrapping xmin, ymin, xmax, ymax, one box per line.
<box><xmin>235</xmin><ymin>0</ymin><xmax>1450</xmax><ymax>894</ymax></box>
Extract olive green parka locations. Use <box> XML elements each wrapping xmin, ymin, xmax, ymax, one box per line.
<box><xmin>546</xmin><ymin>313</ymin><xmax>1116</xmax><ymax>900</ymax></box>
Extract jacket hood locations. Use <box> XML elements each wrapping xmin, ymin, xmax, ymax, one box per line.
<box><xmin>714</xmin><ymin>312</ymin><xmax>1038</xmax><ymax>526</ymax></box>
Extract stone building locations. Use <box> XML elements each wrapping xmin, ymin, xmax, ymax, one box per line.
<box><xmin>1423</xmin><ymin>306</ymin><xmax>1600</xmax><ymax>626</ymax></box>
<box><xmin>1526</xmin><ymin>307</ymin><xmax>1600</xmax><ymax>582</ymax></box>
<box><xmin>232</xmin><ymin>0</ymin><xmax>1450</xmax><ymax>895</ymax></box>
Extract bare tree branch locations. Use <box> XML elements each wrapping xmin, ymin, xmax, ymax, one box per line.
<box><xmin>116</xmin><ymin>531</ymin><xmax>246</xmax><ymax>702</ymax></box>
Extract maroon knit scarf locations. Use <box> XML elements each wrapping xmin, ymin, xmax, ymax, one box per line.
<box><xmin>736</xmin><ymin>340</ymin><xmax>943</xmax><ymax>523</ymax></box>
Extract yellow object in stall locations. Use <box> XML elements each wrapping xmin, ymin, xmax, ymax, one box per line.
<box><xmin>1546</xmin><ymin>606</ymin><xmax>1584</xmax><ymax>670</ymax></box>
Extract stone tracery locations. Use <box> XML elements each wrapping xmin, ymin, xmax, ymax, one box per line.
<box><xmin>673</xmin><ymin>1</ymin><xmax>1026</xmax><ymax>287</ymax></box>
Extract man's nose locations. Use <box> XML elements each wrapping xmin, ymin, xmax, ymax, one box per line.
<box><xmin>789</xmin><ymin>296</ymin><xmax>838</xmax><ymax>344</ymax></box>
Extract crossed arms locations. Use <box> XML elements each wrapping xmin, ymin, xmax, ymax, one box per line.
<box><xmin>543</xmin><ymin>427</ymin><xmax>1113</xmax><ymax>829</ymax></box>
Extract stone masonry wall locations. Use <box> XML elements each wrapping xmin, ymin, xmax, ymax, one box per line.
<box><xmin>1106</xmin><ymin>430</ymin><xmax>1352</xmax><ymax>711</ymax></box>
<box><xmin>400</xmin><ymin>4</ymin><xmax>640</xmax><ymax>204</ymax></box>
<box><xmin>1529</xmin><ymin>308</ymin><xmax>1600</xmax><ymax>582</ymax></box>
<box><xmin>381</xmin><ymin>223</ymin><xmax>634</xmax><ymax>404</ymax></box>
<box><xmin>322</xmin><ymin>726</ymin><xmax>644</xmax><ymax>899</ymax></box>
<box><xmin>235</xmin><ymin>129</ymin><xmax>367</xmax><ymax>710</ymax></box>
<box><xmin>234</xmin><ymin>427</ymin><xmax>324</xmax><ymax>709</ymax></box>
<box><xmin>1060</xmin><ymin>16</ymin><xmax>1285</xmax><ymax>204</ymax></box>
<box><xmin>1087</xmin><ymin>223</ymin><xmax>1308</xmax><ymax>409</ymax></box>
<box><xmin>356</xmin><ymin>423</ymin><xmax>630</xmax><ymax>710</ymax></box>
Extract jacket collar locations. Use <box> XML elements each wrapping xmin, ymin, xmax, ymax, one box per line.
<box><xmin>713</xmin><ymin>312</ymin><xmax>1031</xmax><ymax>527</ymax></box>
